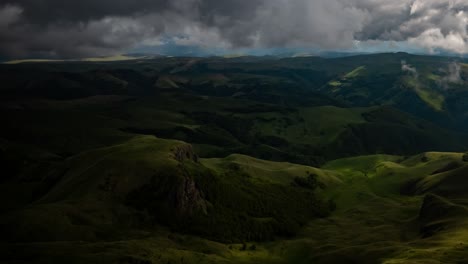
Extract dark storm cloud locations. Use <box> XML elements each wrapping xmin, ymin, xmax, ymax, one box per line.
<box><xmin>1</xmin><ymin>0</ymin><xmax>468</xmax><ymax>59</ymax></box>
<box><xmin>7</xmin><ymin>0</ymin><xmax>171</xmax><ymax>23</ymax></box>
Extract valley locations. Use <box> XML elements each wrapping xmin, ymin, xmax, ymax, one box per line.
<box><xmin>2</xmin><ymin>53</ymin><xmax>468</xmax><ymax>263</ymax></box>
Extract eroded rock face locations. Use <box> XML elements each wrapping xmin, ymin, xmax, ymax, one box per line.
<box><xmin>172</xmin><ymin>144</ymin><xmax>198</xmax><ymax>163</ymax></box>
<box><xmin>125</xmin><ymin>164</ymin><xmax>208</xmax><ymax>220</ymax></box>
<box><xmin>116</xmin><ymin>140</ymin><xmax>209</xmax><ymax>231</ymax></box>
<box><xmin>172</xmin><ymin>175</ymin><xmax>207</xmax><ymax>215</ymax></box>
<box><xmin>170</xmin><ymin>144</ymin><xmax>206</xmax><ymax>214</ymax></box>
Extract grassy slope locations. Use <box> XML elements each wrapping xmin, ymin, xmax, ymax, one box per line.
<box><xmin>3</xmin><ymin>55</ymin><xmax>468</xmax><ymax>263</ymax></box>
<box><xmin>2</xmin><ymin>54</ymin><xmax>468</xmax><ymax>162</ymax></box>
<box><xmin>318</xmin><ymin>152</ymin><xmax>468</xmax><ymax>263</ymax></box>
<box><xmin>251</xmin><ymin>105</ymin><xmax>367</xmax><ymax>146</ymax></box>
<box><xmin>402</xmin><ymin>76</ymin><xmax>445</xmax><ymax>112</ymax></box>
<box><xmin>4</xmin><ymin>143</ymin><xmax>468</xmax><ymax>263</ymax></box>
<box><xmin>4</xmin><ymin>152</ymin><xmax>468</xmax><ymax>264</ymax></box>
<box><xmin>201</xmin><ymin>154</ymin><xmax>342</xmax><ymax>186</ymax></box>
<box><xmin>3</xmin><ymin>90</ymin><xmax>461</xmax><ymax>169</ymax></box>
<box><xmin>0</xmin><ymin>136</ymin><xmax>337</xmax><ymax>263</ymax></box>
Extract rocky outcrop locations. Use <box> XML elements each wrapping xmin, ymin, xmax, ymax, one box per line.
<box><xmin>172</xmin><ymin>175</ymin><xmax>207</xmax><ymax>215</ymax></box>
<box><xmin>125</xmin><ymin>163</ymin><xmax>208</xmax><ymax>219</ymax></box>
<box><xmin>172</xmin><ymin>144</ymin><xmax>198</xmax><ymax>163</ymax></box>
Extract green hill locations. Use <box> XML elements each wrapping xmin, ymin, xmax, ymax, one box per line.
<box><xmin>1</xmin><ymin>136</ymin><xmax>333</xmax><ymax>245</ymax></box>
<box><xmin>5</xmin><ymin>145</ymin><xmax>468</xmax><ymax>263</ymax></box>
<box><xmin>3</xmin><ymin>54</ymin><xmax>468</xmax><ymax>263</ymax></box>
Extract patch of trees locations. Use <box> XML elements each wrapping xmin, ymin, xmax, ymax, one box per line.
<box><xmin>293</xmin><ymin>172</ymin><xmax>325</xmax><ymax>190</ymax></box>
<box><xmin>127</xmin><ymin>163</ymin><xmax>331</xmax><ymax>243</ymax></box>
<box><xmin>189</xmin><ymin>112</ymin><xmax>255</xmax><ymax>144</ymax></box>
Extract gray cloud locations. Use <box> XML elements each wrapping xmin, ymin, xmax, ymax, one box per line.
<box><xmin>445</xmin><ymin>62</ymin><xmax>462</xmax><ymax>84</ymax></box>
<box><xmin>401</xmin><ymin>60</ymin><xmax>418</xmax><ymax>78</ymax></box>
<box><xmin>1</xmin><ymin>0</ymin><xmax>468</xmax><ymax>58</ymax></box>
<box><xmin>438</xmin><ymin>62</ymin><xmax>463</xmax><ymax>89</ymax></box>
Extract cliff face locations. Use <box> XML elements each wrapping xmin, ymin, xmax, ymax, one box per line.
<box><xmin>172</xmin><ymin>174</ymin><xmax>207</xmax><ymax>215</ymax></box>
<box><xmin>125</xmin><ymin>163</ymin><xmax>208</xmax><ymax>221</ymax></box>
<box><xmin>169</xmin><ymin>144</ymin><xmax>207</xmax><ymax>214</ymax></box>
<box><xmin>6</xmin><ymin>136</ymin><xmax>211</xmax><ymax>242</ymax></box>
<box><xmin>171</xmin><ymin>144</ymin><xmax>198</xmax><ymax>163</ymax></box>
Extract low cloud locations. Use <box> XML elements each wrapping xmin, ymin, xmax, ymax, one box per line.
<box><xmin>401</xmin><ymin>60</ymin><xmax>418</xmax><ymax>78</ymax></box>
<box><xmin>445</xmin><ymin>62</ymin><xmax>462</xmax><ymax>84</ymax></box>
<box><xmin>438</xmin><ymin>62</ymin><xmax>463</xmax><ymax>89</ymax></box>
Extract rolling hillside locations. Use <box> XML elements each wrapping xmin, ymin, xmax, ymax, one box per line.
<box><xmin>2</xmin><ymin>54</ymin><xmax>468</xmax><ymax>263</ymax></box>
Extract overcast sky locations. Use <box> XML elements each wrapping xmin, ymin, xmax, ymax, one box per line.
<box><xmin>1</xmin><ymin>0</ymin><xmax>468</xmax><ymax>58</ymax></box>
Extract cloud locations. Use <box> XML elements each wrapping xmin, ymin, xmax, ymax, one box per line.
<box><xmin>438</xmin><ymin>62</ymin><xmax>463</xmax><ymax>89</ymax></box>
<box><xmin>0</xmin><ymin>4</ymin><xmax>22</xmax><ymax>28</ymax></box>
<box><xmin>251</xmin><ymin>0</ymin><xmax>369</xmax><ymax>49</ymax></box>
<box><xmin>1</xmin><ymin>0</ymin><xmax>468</xmax><ymax>58</ymax></box>
<box><xmin>408</xmin><ymin>29</ymin><xmax>468</xmax><ymax>54</ymax></box>
<box><xmin>401</xmin><ymin>60</ymin><xmax>418</xmax><ymax>78</ymax></box>
<box><xmin>446</xmin><ymin>62</ymin><xmax>462</xmax><ymax>84</ymax></box>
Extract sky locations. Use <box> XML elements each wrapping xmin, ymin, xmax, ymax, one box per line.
<box><xmin>1</xmin><ymin>0</ymin><xmax>468</xmax><ymax>59</ymax></box>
